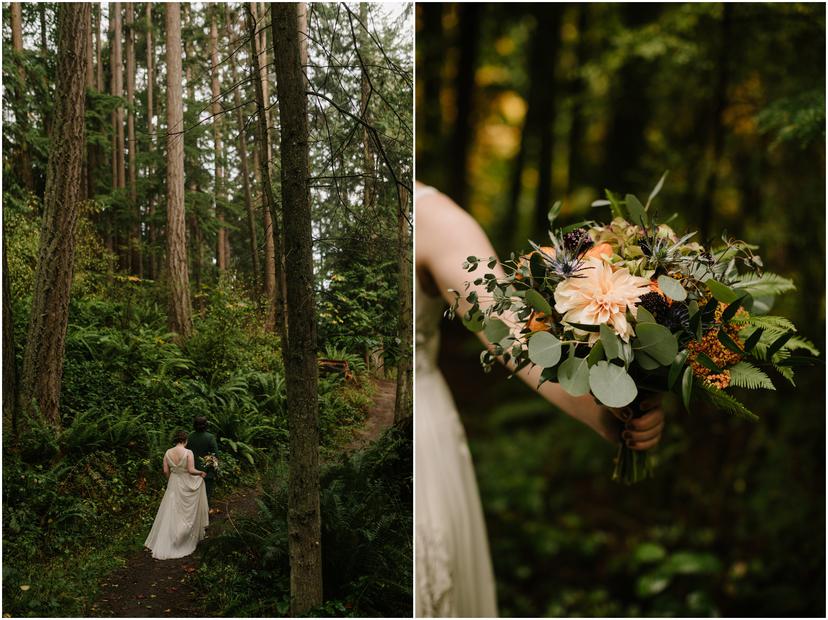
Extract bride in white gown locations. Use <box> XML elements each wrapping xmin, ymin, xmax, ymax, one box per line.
<box><xmin>144</xmin><ymin>431</ymin><xmax>210</xmax><ymax>560</ymax></box>
<box><xmin>415</xmin><ymin>184</ymin><xmax>665</xmax><ymax>617</ymax></box>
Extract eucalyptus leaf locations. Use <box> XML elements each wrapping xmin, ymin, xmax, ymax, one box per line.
<box><xmin>633</xmin><ymin>322</ymin><xmax>678</xmax><ymax>366</ymax></box>
<box><xmin>558</xmin><ymin>356</ymin><xmax>591</xmax><ymax>396</ymax></box>
<box><xmin>462</xmin><ymin>307</ymin><xmax>485</xmax><ymax>332</ymax></box>
<box><xmin>636</xmin><ymin>306</ymin><xmax>657</xmax><ymax>324</ymax></box>
<box><xmin>587</xmin><ymin>341</ymin><xmax>605</xmax><ymax>366</ymax></box>
<box><xmin>525</xmin><ymin>289</ymin><xmax>552</xmax><ymax>315</ymax></box>
<box><xmin>657</xmin><ymin>275</ymin><xmax>687</xmax><ymax>301</ymax></box>
<box><xmin>600</xmin><ymin>323</ymin><xmax>621</xmax><ymax>360</ymax></box>
<box><xmin>484</xmin><ymin>318</ymin><xmax>510</xmax><ymax>343</ymax></box>
<box><xmin>527</xmin><ymin>331</ymin><xmax>562</xmax><ymax>368</ymax></box>
<box><xmin>589</xmin><ymin>361</ymin><xmax>638</xmax><ymax>408</ymax></box>
<box><xmin>706</xmin><ymin>279</ymin><xmax>740</xmax><ymax>303</ymax></box>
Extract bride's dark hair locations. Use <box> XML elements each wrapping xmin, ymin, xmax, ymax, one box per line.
<box><xmin>172</xmin><ymin>430</ymin><xmax>189</xmax><ymax>445</ymax></box>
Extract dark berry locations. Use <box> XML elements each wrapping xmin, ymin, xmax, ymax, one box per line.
<box><xmin>638</xmin><ymin>292</ymin><xmax>670</xmax><ymax>323</ymax></box>
<box><xmin>563</xmin><ymin>229</ymin><xmax>594</xmax><ymax>253</ymax></box>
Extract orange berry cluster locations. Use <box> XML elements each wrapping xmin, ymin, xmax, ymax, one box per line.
<box><xmin>686</xmin><ymin>302</ymin><xmax>743</xmax><ymax>389</ymax></box>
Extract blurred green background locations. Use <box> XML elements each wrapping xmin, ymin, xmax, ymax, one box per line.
<box><xmin>416</xmin><ymin>3</ymin><xmax>825</xmax><ymax>617</ymax></box>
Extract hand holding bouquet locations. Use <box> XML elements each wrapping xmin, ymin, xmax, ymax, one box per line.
<box><xmin>202</xmin><ymin>454</ymin><xmax>220</xmax><ymax>476</ymax></box>
<box><xmin>452</xmin><ymin>173</ymin><xmax>819</xmax><ymax>484</ymax></box>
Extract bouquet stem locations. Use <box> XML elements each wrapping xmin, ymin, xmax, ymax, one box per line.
<box><xmin>611</xmin><ymin>389</ymin><xmax>656</xmax><ymax>485</ymax></box>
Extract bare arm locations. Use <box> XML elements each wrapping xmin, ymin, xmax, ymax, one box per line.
<box><xmin>416</xmin><ymin>190</ymin><xmax>662</xmax><ymax>447</ymax></box>
<box><xmin>187</xmin><ymin>451</ymin><xmax>206</xmax><ymax>477</ymax></box>
<box><xmin>162</xmin><ymin>451</ymin><xmax>170</xmax><ymax>479</ymax></box>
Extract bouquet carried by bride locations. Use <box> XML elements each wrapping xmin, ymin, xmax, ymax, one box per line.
<box><xmin>453</xmin><ymin>173</ymin><xmax>819</xmax><ymax>484</ymax></box>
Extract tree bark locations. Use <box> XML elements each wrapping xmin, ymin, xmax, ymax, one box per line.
<box><xmin>10</xmin><ymin>3</ymin><xmax>35</xmax><ymax>192</ymax></box>
<box><xmin>210</xmin><ymin>12</ymin><xmax>228</xmax><ymax>273</ymax></box>
<box><xmin>359</xmin><ymin>3</ymin><xmax>375</xmax><ymax>214</ymax></box>
<box><xmin>20</xmin><ymin>2</ymin><xmax>91</xmax><ymax>426</ymax></box>
<box><xmin>250</xmin><ymin>2</ymin><xmax>280</xmax><ymax>330</ymax></box>
<box><xmin>394</xmin><ymin>186</ymin><xmax>412</xmax><ymax>423</ymax></box>
<box><xmin>110</xmin><ymin>2</ymin><xmax>127</xmax><ymax>268</ymax></box>
<box><xmin>272</xmin><ymin>3</ymin><xmax>323</xmax><ymax>613</ymax></box>
<box><xmin>248</xmin><ymin>2</ymin><xmax>287</xmax><ymax>342</ymax></box>
<box><xmin>447</xmin><ymin>3</ymin><xmax>481</xmax><ymax>210</ymax></box>
<box><xmin>95</xmin><ymin>5</ymin><xmax>103</xmax><ymax>92</ymax></box>
<box><xmin>228</xmin><ymin>22</ymin><xmax>260</xmax><ymax>292</ymax></box>
<box><xmin>146</xmin><ymin>3</ymin><xmax>157</xmax><ymax>280</ymax></box>
<box><xmin>165</xmin><ymin>2</ymin><xmax>192</xmax><ymax>338</ymax></box>
<box><xmin>126</xmin><ymin>5</ymin><xmax>141</xmax><ymax>276</ymax></box>
<box><xmin>3</xmin><ymin>246</ymin><xmax>19</xmax><ymax>436</ymax></box>
<box><xmin>532</xmin><ymin>6</ymin><xmax>561</xmax><ymax>238</ymax></box>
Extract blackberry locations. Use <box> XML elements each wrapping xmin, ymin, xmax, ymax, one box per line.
<box><xmin>638</xmin><ymin>292</ymin><xmax>670</xmax><ymax>323</ymax></box>
<box><xmin>563</xmin><ymin>229</ymin><xmax>594</xmax><ymax>253</ymax></box>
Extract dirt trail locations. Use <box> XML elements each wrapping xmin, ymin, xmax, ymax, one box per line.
<box><xmin>91</xmin><ymin>377</ymin><xmax>397</xmax><ymax>617</ymax></box>
<box><xmin>347</xmin><ymin>378</ymin><xmax>397</xmax><ymax>452</ymax></box>
<box><xmin>90</xmin><ymin>489</ymin><xmax>259</xmax><ymax>617</ymax></box>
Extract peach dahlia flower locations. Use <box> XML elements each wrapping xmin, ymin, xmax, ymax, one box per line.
<box><xmin>553</xmin><ymin>257</ymin><xmax>650</xmax><ymax>342</ymax></box>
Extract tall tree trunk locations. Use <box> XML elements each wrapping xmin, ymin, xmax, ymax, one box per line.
<box><xmin>447</xmin><ymin>3</ymin><xmax>480</xmax><ymax>210</ymax></box>
<box><xmin>210</xmin><ymin>12</ymin><xmax>227</xmax><ymax>273</ymax></box>
<box><xmin>272</xmin><ymin>4</ymin><xmax>323</xmax><ymax>613</ymax></box>
<box><xmin>146</xmin><ymin>3</ymin><xmax>157</xmax><ymax>280</ymax></box>
<box><xmin>110</xmin><ymin>2</ymin><xmax>127</xmax><ymax>269</ymax></box>
<box><xmin>532</xmin><ymin>6</ymin><xmax>561</xmax><ymax>238</ymax></box>
<box><xmin>359</xmin><ymin>3</ymin><xmax>375</xmax><ymax>214</ymax></box>
<box><xmin>95</xmin><ymin>5</ymin><xmax>103</xmax><ymax>91</ymax></box>
<box><xmin>126</xmin><ymin>5</ymin><xmax>141</xmax><ymax>276</ymax></box>
<box><xmin>20</xmin><ymin>2</ymin><xmax>91</xmax><ymax>426</ymax></box>
<box><xmin>228</xmin><ymin>24</ymin><xmax>260</xmax><ymax>292</ymax></box>
<box><xmin>251</xmin><ymin>2</ymin><xmax>280</xmax><ymax>330</ymax></box>
<box><xmin>3</xmin><ymin>246</ymin><xmax>19</xmax><ymax>436</ymax></box>
<box><xmin>10</xmin><ymin>3</ymin><xmax>34</xmax><ymax>192</ymax></box>
<box><xmin>566</xmin><ymin>4</ymin><xmax>590</xmax><ymax>194</ymax></box>
<box><xmin>419</xmin><ymin>5</ymin><xmax>443</xmax><ymax>159</ymax></box>
<box><xmin>165</xmin><ymin>2</ymin><xmax>192</xmax><ymax>338</ymax></box>
<box><xmin>83</xmin><ymin>5</ymin><xmax>96</xmax><ymax>202</ymax></box>
<box><xmin>394</xmin><ymin>186</ymin><xmax>412</xmax><ymax>423</ymax></box>
<box><xmin>248</xmin><ymin>2</ymin><xmax>287</xmax><ymax>342</ymax></box>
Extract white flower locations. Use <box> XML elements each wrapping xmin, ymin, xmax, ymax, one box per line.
<box><xmin>553</xmin><ymin>257</ymin><xmax>651</xmax><ymax>342</ymax></box>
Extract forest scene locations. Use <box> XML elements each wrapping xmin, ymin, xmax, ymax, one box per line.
<box><xmin>417</xmin><ymin>2</ymin><xmax>825</xmax><ymax>618</ymax></box>
<box><xmin>3</xmin><ymin>1</ymin><xmax>412</xmax><ymax>617</ymax></box>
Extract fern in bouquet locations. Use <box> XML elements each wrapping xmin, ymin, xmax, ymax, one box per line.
<box><xmin>451</xmin><ymin>173</ymin><xmax>820</xmax><ymax>484</ymax></box>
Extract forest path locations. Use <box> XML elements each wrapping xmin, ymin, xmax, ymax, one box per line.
<box><xmin>347</xmin><ymin>377</ymin><xmax>397</xmax><ymax>451</ymax></box>
<box><xmin>90</xmin><ymin>376</ymin><xmax>397</xmax><ymax>617</ymax></box>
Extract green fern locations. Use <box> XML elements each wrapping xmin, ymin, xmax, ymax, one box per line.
<box><xmin>727</xmin><ymin>361</ymin><xmax>775</xmax><ymax>390</ymax></box>
<box><xmin>732</xmin><ymin>314</ymin><xmax>796</xmax><ymax>332</ymax></box>
<box><xmin>698</xmin><ymin>383</ymin><xmax>760</xmax><ymax>421</ymax></box>
<box><xmin>731</xmin><ymin>272</ymin><xmax>796</xmax><ymax>296</ymax></box>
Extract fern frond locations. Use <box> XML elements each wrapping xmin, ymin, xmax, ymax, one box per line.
<box><xmin>732</xmin><ymin>314</ymin><xmax>796</xmax><ymax>332</ymax></box>
<box><xmin>731</xmin><ymin>272</ymin><xmax>796</xmax><ymax>296</ymax></box>
<box><xmin>698</xmin><ymin>383</ymin><xmax>760</xmax><ymax>421</ymax></box>
<box><xmin>727</xmin><ymin>361</ymin><xmax>775</xmax><ymax>390</ymax></box>
<box><xmin>786</xmin><ymin>335</ymin><xmax>820</xmax><ymax>356</ymax></box>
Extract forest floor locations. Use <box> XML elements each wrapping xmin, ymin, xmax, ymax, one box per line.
<box><xmin>90</xmin><ymin>377</ymin><xmax>397</xmax><ymax>618</ymax></box>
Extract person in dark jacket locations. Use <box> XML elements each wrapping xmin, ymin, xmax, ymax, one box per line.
<box><xmin>188</xmin><ymin>416</ymin><xmax>219</xmax><ymax>507</ymax></box>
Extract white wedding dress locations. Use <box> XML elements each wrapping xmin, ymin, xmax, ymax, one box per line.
<box><xmin>144</xmin><ymin>449</ymin><xmax>209</xmax><ymax>560</ymax></box>
<box><xmin>415</xmin><ymin>203</ymin><xmax>498</xmax><ymax>616</ymax></box>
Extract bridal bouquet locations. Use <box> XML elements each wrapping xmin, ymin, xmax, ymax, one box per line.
<box><xmin>202</xmin><ymin>454</ymin><xmax>220</xmax><ymax>475</ymax></box>
<box><xmin>452</xmin><ymin>173</ymin><xmax>819</xmax><ymax>484</ymax></box>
